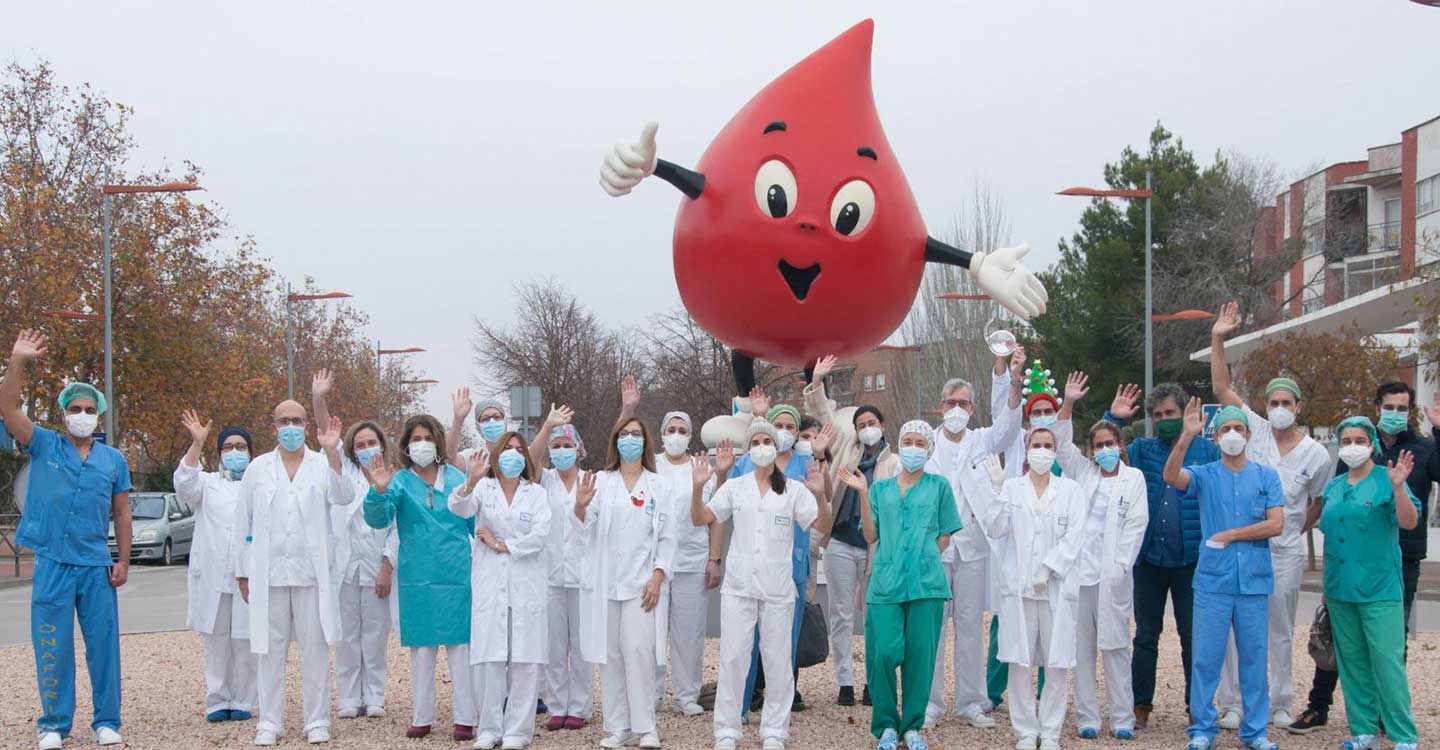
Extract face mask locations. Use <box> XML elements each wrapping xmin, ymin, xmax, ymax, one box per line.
<box><xmin>407</xmin><ymin>440</ymin><xmax>437</xmax><ymax>468</ymax></box>
<box><xmin>617</xmin><ymin>434</ymin><xmax>645</xmax><ymax>462</ymax></box>
<box><xmin>355</xmin><ymin>446</ymin><xmax>383</xmax><ymax>468</ymax></box>
<box><xmin>498</xmin><ymin>448</ymin><xmax>527</xmax><ymax>478</ymax></box>
<box><xmin>943</xmin><ymin>407</ymin><xmax>970</xmax><ymax>433</ymax></box>
<box><xmin>662</xmin><ymin>433</ymin><xmax>689</xmax><ymax>457</ymax></box>
<box><xmin>1030</xmin><ymin>414</ymin><xmax>1057</xmax><ymax>429</ymax></box>
<box><xmin>64</xmin><ymin>412</ymin><xmax>99</xmax><ymax>438</ymax></box>
<box><xmin>1156</xmin><ymin>418</ymin><xmax>1184</xmax><ymax>441</ymax></box>
<box><xmin>222</xmin><ymin>449</ymin><xmax>251</xmax><ymax>475</ymax></box>
<box><xmin>550</xmin><ymin>447</ymin><xmax>578</xmax><ymax>471</ymax></box>
<box><xmin>749</xmin><ymin>444</ymin><xmax>778</xmax><ymax>467</ymax></box>
<box><xmin>775</xmin><ymin>428</ymin><xmax>796</xmax><ymax>453</ymax></box>
<box><xmin>794</xmin><ymin>440</ymin><xmax>814</xmax><ymax>458</ymax></box>
<box><xmin>1094</xmin><ymin>446</ymin><xmax>1121</xmax><ymax>472</ymax></box>
<box><xmin>277</xmin><ymin>425</ymin><xmax>306</xmax><ymax>452</ymax></box>
<box><xmin>1378</xmin><ymin>410</ymin><xmax>1408</xmax><ymax>435</ymax></box>
<box><xmin>858</xmin><ymin>426</ymin><xmax>883</xmax><ymax>447</ymax></box>
<box><xmin>1338</xmin><ymin>443</ymin><xmax>1372</xmax><ymax>469</ymax></box>
<box><xmin>480</xmin><ymin>418</ymin><xmax>506</xmax><ymax>443</ymax></box>
<box><xmin>899</xmin><ymin>445</ymin><xmax>928</xmax><ymax>472</ymax></box>
<box><xmin>1267</xmin><ymin>406</ymin><xmax>1295</xmax><ymax>431</ymax></box>
<box><xmin>1026</xmin><ymin>448</ymin><xmax>1056</xmax><ymax>476</ymax></box>
<box><xmin>1217</xmin><ymin>430</ymin><xmax>1247</xmax><ymax>457</ymax></box>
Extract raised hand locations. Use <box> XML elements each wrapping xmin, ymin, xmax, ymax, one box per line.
<box><xmin>1183</xmin><ymin>397</ymin><xmax>1204</xmax><ymax>437</ymax></box>
<box><xmin>969</xmin><ymin>243</ymin><xmax>1048</xmax><ymax>320</ymax></box>
<box><xmin>576</xmin><ymin>471</ymin><xmax>597</xmax><ymax>510</ymax></box>
<box><xmin>10</xmin><ymin>329</ymin><xmax>48</xmax><ymax>362</ymax></box>
<box><xmin>1212</xmin><ymin>301</ymin><xmax>1241</xmax><ymax>339</ymax></box>
<box><xmin>620</xmin><ymin>375</ymin><xmax>641</xmax><ymax>413</ymax></box>
<box><xmin>1389</xmin><ymin>450</ymin><xmax>1414</xmax><ymax>486</ymax></box>
<box><xmin>748</xmin><ymin>386</ymin><xmax>770</xmax><ymax>417</ymax></box>
<box><xmin>837</xmin><ymin>466</ymin><xmax>869</xmax><ymax>493</ymax></box>
<box><xmin>715</xmin><ymin>439</ymin><xmax>736</xmax><ymax>476</ymax></box>
<box><xmin>811</xmin><ymin>423</ymin><xmax>836</xmax><ymax>457</ymax></box>
<box><xmin>1009</xmin><ymin>347</ymin><xmax>1027</xmax><ymax>379</ymax></box>
<box><xmin>1110</xmin><ymin>384</ymin><xmax>1142</xmax><ymax>421</ymax></box>
<box><xmin>600</xmin><ymin>122</ymin><xmax>659</xmax><ymax>197</ymax></box>
<box><xmin>362</xmin><ymin>459</ymin><xmax>393</xmax><ymax>494</ymax></box>
<box><xmin>804</xmin><ymin>460</ymin><xmax>825</xmax><ymax>495</ymax></box>
<box><xmin>466</xmin><ymin>449</ymin><xmax>489</xmax><ymax>486</ymax></box>
<box><xmin>983</xmin><ymin>454</ymin><xmax>1005</xmax><ymax>494</ymax></box>
<box><xmin>318</xmin><ymin>415</ymin><xmax>343</xmax><ymax>451</ymax></box>
<box><xmin>452</xmin><ymin>387</ymin><xmax>473</xmax><ymax>423</ymax></box>
<box><xmin>1064</xmin><ymin>372</ymin><xmax>1090</xmax><ymax>403</ymax></box>
<box><xmin>312</xmin><ymin>368</ymin><xmax>334</xmax><ymax>398</ymax></box>
<box><xmin>812</xmin><ymin>355</ymin><xmax>837</xmax><ymax>385</ymax></box>
<box><xmin>691</xmin><ymin>454</ymin><xmax>713</xmax><ymax>489</ymax></box>
<box><xmin>181</xmin><ymin>409</ymin><xmax>212</xmax><ymax>445</ymax></box>
<box><xmin>545</xmin><ymin>403</ymin><xmax>574</xmax><ymax>428</ymax></box>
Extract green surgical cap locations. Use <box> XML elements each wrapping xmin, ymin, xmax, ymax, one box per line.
<box><xmin>1210</xmin><ymin>405</ymin><xmax>1247</xmax><ymax>431</ymax></box>
<box><xmin>767</xmin><ymin>404</ymin><xmax>801</xmax><ymax>426</ymax></box>
<box><xmin>1265</xmin><ymin>377</ymin><xmax>1302</xmax><ymax>400</ymax></box>
<box><xmin>1335</xmin><ymin>415</ymin><xmax>1381</xmax><ymax>458</ymax></box>
<box><xmin>57</xmin><ymin>382</ymin><xmax>107</xmax><ymax>415</ymax></box>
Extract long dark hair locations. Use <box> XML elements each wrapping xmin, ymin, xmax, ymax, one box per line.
<box><xmin>398</xmin><ymin>414</ymin><xmax>447</xmax><ymax>469</ymax></box>
<box><xmin>604</xmin><ymin>417</ymin><xmax>657</xmax><ymax>473</ymax></box>
<box><xmin>490</xmin><ymin>430</ymin><xmax>538</xmax><ymax>483</ymax></box>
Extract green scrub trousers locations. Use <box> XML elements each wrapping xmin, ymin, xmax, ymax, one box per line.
<box><xmin>1329</xmin><ymin>599</ymin><xmax>1416</xmax><ymax>743</ymax></box>
<box><xmin>866</xmin><ymin>598</ymin><xmax>944</xmax><ymax>738</ymax></box>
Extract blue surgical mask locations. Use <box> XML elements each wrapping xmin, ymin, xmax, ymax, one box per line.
<box><xmin>1094</xmin><ymin>446</ymin><xmax>1121</xmax><ymax>472</ymax></box>
<box><xmin>498</xmin><ymin>448</ymin><xmax>527</xmax><ymax>478</ymax></box>
<box><xmin>356</xmin><ymin>446</ymin><xmax>383</xmax><ymax>468</ymax></box>
<box><xmin>480</xmin><ymin>418</ymin><xmax>506</xmax><ymax>443</ymax></box>
<box><xmin>221</xmin><ymin>449</ymin><xmax>250</xmax><ymax>476</ymax></box>
<box><xmin>1030</xmin><ymin>415</ymin><xmax>1057</xmax><ymax>429</ymax></box>
<box><xmin>277</xmin><ymin>425</ymin><xmax>305</xmax><ymax>452</ymax></box>
<box><xmin>1378</xmin><ymin>410</ymin><xmax>1408</xmax><ymax>435</ymax></box>
<box><xmin>899</xmin><ymin>445</ymin><xmax>928</xmax><ymax>472</ymax></box>
<box><xmin>551</xmin><ymin>447</ymin><xmax>578</xmax><ymax>471</ymax></box>
<box><xmin>617</xmin><ymin>434</ymin><xmax>645</xmax><ymax>462</ymax></box>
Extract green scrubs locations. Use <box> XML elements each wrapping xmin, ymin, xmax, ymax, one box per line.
<box><xmin>864</xmin><ymin>473</ymin><xmax>962</xmax><ymax>738</ymax></box>
<box><xmin>1319</xmin><ymin>465</ymin><xmax>1420</xmax><ymax>744</ymax></box>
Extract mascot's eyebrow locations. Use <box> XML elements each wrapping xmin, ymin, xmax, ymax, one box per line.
<box><xmin>762</xmin><ymin>121</ymin><xmax>787</xmax><ymax>134</ymax></box>
<box><xmin>857</xmin><ymin>146</ymin><xmax>877</xmax><ymax>160</ymax></box>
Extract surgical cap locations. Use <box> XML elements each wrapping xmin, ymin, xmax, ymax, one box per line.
<box><xmin>1266</xmin><ymin>377</ymin><xmax>1302</xmax><ymax>400</ymax></box>
<box><xmin>661</xmin><ymin>411</ymin><xmax>693</xmax><ymax>434</ymax></box>
<box><xmin>766</xmin><ymin>404</ymin><xmax>800</xmax><ymax>426</ymax></box>
<box><xmin>1335</xmin><ymin>415</ymin><xmax>1381</xmax><ymax>458</ymax></box>
<box><xmin>57</xmin><ymin>382</ymin><xmax>107</xmax><ymax>415</ymax></box>
<box><xmin>1211</xmin><ymin>405</ymin><xmax>1248</xmax><ymax>432</ymax></box>
<box><xmin>216</xmin><ymin>426</ymin><xmax>253</xmax><ymax>457</ymax></box>
<box><xmin>746</xmin><ymin>417</ymin><xmax>779</xmax><ymax>445</ymax></box>
<box><xmin>898</xmin><ymin>419</ymin><xmax>936</xmax><ymax>459</ymax></box>
<box><xmin>473</xmin><ymin>398</ymin><xmax>508</xmax><ymax>423</ymax></box>
<box><xmin>550</xmin><ymin>423</ymin><xmax>587</xmax><ymax>460</ymax></box>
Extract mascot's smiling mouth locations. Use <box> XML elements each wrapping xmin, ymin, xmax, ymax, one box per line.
<box><xmin>777</xmin><ymin>260</ymin><xmax>821</xmax><ymax>301</ymax></box>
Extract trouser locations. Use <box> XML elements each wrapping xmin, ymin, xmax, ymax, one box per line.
<box><xmin>987</xmin><ymin>616</ymin><xmax>1044</xmax><ymax>706</ymax></box>
<box><xmin>657</xmin><ymin>571</ymin><xmax>707</xmax><ymax>709</ymax></box>
<box><xmin>257</xmin><ymin>585</ymin><xmax>330</xmax><ymax>735</ymax></box>
<box><xmin>201</xmin><ymin>593</ymin><xmax>257</xmax><ymax>714</ymax></box>
<box><xmin>1132</xmin><ymin>561</ymin><xmax>1195</xmax><ymax>708</ymax></box>
<box><xmin>1306</xmin><ymin>556</ymin><xmax>1421</xmax><ymax>714</ymax></box>
<box><xmin>824</xmin><ymin>540</ymin><xmax>870</xmax><ymax>688</ymax></box>
<box><xmin>865</xmin><ymin>598</ymin><xmax>944</xmax><ymax>738</ymax></box>
<box><xmin>744</xmin><ymin>577</ymin><xmax>806</xmax><ymax>713</ymax></box>
<box><xmin>1007</xmin><ymin>597</ymin><xmax>1069</xmax><ymax>741</ymax></box>
<box><xmin>30</xmin><ymin>557</ymin><xmax>121</xmax><ymax>737</ymax></box>
<box><xmin>600</xmin><ymin>598</ymin><xmax>658</xmax><ymax>736</ymax></box>
<box><xmin>410</xmin><ymin>643</ymin><xmax>477</xmax><ymax>727</ymax></box>
<box><xmin>546</xmin><ymin>586</ymin><xmax>593</xmax><ymax>719</ymax></box>
<box><xmin>477</xmin><ymin>606</ymin><xmax>540</xmax><ymax>745</ymax></box>
<box><xmin>1074</xmin><ymin>583</ymin><xmax>1134</xmax><ymax>731</ymax></box>
<box><xmin>928</xmin><ymin>555</ymin><xmax>989</xmax><ymax>719</ymax></box>
<box><xmin>1217</xmin><ymin>552</ymin><xmax>1302</xmax><ymax>719</ymax></box>
<box><xmin>716</xmin><ymin>594</ymin><xmax>797</xmax><ymax>742</ymax></box>
<box><xmin>1188</xmin><ymin>590</ymin><xmax>1268</xmax><ymax>743</ymax></box>
<box><xmin>1328</xmin><ymin>598</ymin><xmax>1417</xmax><ymax>743</ymax></box>
<box><xmin>335</xmin><ymin>581</ymin><xmax>389</xmax><ymax>711</ymax></box>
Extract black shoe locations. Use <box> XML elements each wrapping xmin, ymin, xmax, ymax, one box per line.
<box><xmin>792</xmin><ymin>691</ymin><xmax>807</xmax><ymax>712</ymax></box>
<box><xmin>536</xmin><ymin>699</ymin><xmax>548</xmax><ymax>715</ymax></box>
<box><xmin>1287</xmin><ymin>709</ymin><xmax>1327</xmax><ymax>735</ymax></box>
<box><xmin>838</xmin><ymin>686</ymin><xmax>856</xmax><ymax>706</ymax></box>
<box><xmin>750</xmin><ymin>689</ymin><xmax>765</xmax><ymax>713</ymax></box>
<box><xmin>861</xmin><ymin>686</ymin><xmax>872</xmax><ymax>706</ymax></box>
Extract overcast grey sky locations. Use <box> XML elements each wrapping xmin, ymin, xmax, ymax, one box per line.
<box><xmin>7</xmin><ymin>1</ymin><xmax>1438</xmax><ymax>419</ymax></box>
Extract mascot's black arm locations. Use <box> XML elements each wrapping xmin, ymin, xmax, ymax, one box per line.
<box><xmin>924</xmin><ymin>236</ymin><xmax>974</xmax><ymax>268</ymax></box>
<box><xmin>655</xmin><ymin>159</ymin><xmax>706</xmax><ymax>200</ymax></box>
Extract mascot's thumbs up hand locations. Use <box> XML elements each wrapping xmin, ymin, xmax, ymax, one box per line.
<box><xmin>968</xmin><ymin>243</ymin><xmax>1049</xmax><ymax>321</ymax></box>
<box><xmin>600</xmin><ymin>121</ymin><xmax>659</xmax><ymax>197</ymax></box>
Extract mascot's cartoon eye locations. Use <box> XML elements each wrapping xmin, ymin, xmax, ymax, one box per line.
<box><xmin>754</xmin><ymin>160</ymin><xmax>798</xmax><ymax>218</ymax></box>
<box><xmin>829</xmin><ymin>180</ymin><xmax>875</xmax><ymax>236</ymax></box>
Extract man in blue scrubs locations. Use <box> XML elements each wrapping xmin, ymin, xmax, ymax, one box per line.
<box><xmin>2</xmin><ymin>330</ymin><xmax>132</xmax><ymax>750</ymax></box>
<box><xmin>1163</xmin><ymin>401</ymin><xmax>1283</xmax><ymax>750</ymax></box>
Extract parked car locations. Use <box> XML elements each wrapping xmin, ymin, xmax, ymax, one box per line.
<box><xmin>109</xmin><ymin>492</ymin><xmax>195</xmax><ymax>565</ymax></box>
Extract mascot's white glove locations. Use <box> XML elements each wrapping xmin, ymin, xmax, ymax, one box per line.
<box><xmin>969</xmin><ymin>243</ymin><xmax>1049</xmax><ymax>320</ymax></box>
<box><xmin>600</xmin><ymin>121</ymin><xmax>659</xmax><ymax>197</ymax></box>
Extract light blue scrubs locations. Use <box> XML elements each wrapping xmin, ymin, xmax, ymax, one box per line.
<box><xmin>16</xmin><ymin>426</ymin><xmax>132</xmax><ymax>737</ymax></box>
<box><xmin>1182</xmin><ymin>460</ymin><xmax>1283</xmax><ymax>744</ymax></box>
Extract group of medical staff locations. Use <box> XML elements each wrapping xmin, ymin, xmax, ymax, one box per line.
<box><xmin>6</xmin><ymin>302</ymin><xmax>1439</xmax><ymax>750</ymax></box>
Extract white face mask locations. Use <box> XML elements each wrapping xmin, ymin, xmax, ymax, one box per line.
<box><xmin>1026</xmin><ymin>448</ymin><xmax>1056</xmax><ymax>475</ymax></box>
<box><xmin>1218</xmin><ymin>430</ymin><xmax>1248</xmax><ymax>457</ymax></box>
<box><xmin>749</xmin><ymin>444</ymin><xmax>778</xmax><ymax>467</ymax></box>
<box><xmin>65</xmin><ymin>412</ymin><xmax>99</xmax><ymax>438</ymax></box>
<box><xmin>1338</xmin><ymin>443</ymin><xmax>1372</xmax><ymax>469</ymax></box>
<box><xmin>794</xmin><ymin>440</ymin><xmax>814</xmax><ymax>457</ymax></box>
<box><xmin>407</xmin><ymin>440</ymin><xmax>437</xmax><ymax>468</ymax></box>
<box><xmin>662</xmin><ymin>433</ymin><xmax>689</xmax><ymax>457</ymax></box>
<box><xmin>1267</xmin><ymin>406</ymin><xmax>1296</xmax><ymax>431</ymax></box>
<box><xmin>858</xmin><ymin>426</ymin><xmax>883</xmax><ymax>447</ymax></box>
<box><xmin>775</xmin><ymin>428</ymin><xmax>796</xmax><ymax>453</ymax></box>
<box><xmin>943</xmin><ymin>406</ymin><xmax>970</xmax><ymax>433</ymax></box>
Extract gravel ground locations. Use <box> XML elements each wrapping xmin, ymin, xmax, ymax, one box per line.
<box><xmin>3</xmin><ymin>618</ymin><xmax>1436</xmax><ymax>750</ymax></box>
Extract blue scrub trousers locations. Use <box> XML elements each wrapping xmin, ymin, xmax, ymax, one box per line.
<box><xmin>31</xmin><ymin>556</ymin><xmax>121</xmax><ymax>737</ymax></box>
<box><xmin>1189</xmin><ymin>590</ymin><xmax>1267</xmax><ymax>743</ymax></box>
<box><xmin>742</xmin><ymin>576</ymin><xmax>806</xmax><ymax>715</ymax></box>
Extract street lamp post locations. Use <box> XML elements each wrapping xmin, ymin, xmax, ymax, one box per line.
<box><xmin>376</xmin><ymin>344</ymin><xmax>426</xmax><ymax>420</ymax></box>
<box><xmin>284</xmin><ymin>287</ymin><xmax>352</xmax><ymax>399</ymax></box>
<box><xmin>1058</xmin><ymin>172</ymin><xmax>1155</xmax><ymax>435</ymax></box>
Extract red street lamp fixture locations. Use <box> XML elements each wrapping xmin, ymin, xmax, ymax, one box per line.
<box><xmin>1152</xmin><ymin>310</ymin><xmax>1215</xmax><ymax>322</ymax></box>
<box><xmin>401</xmin><ymin>379</ymin><xmax>440</xmax><ymax>385</ymax></box>
<box><xmin>101</xmin><ymin>181</ymin><xmax>203</xmax><ymax>195</ymax></box>
<box><xmin>378</xmin><ymin>346</ymin><xmax>425</xmax><ymax>355</ymax></box>
<box><xmin>936</xmin><ymin>292</ymin><xmax>992</xmax><ymax>301</ymax></box>
<box><xmin>287</xmin><ymin>290</ymin><xmax>352</xmax><ymax>303</ymax></box>
<box><xmin>1057</xmin><ymin>186</ymin><xmax>1154</xmax><ymax>199</ymax></box>
<box><xmin>378</xmin><ymin>343</ymin><xmax>426</xmax><ymax>415</ymax></box>
<box><xmin>46</xmin><ymin>309</ymin><xmax>103</xmax><ymax>322</ymax></box>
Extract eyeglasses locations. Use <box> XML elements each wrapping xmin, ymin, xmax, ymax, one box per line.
<box><xmin>618</xmin><ymin>430</ymin><xmax>644</xmax><ymax>439</ymax></box>
<box><xmin>273</xmin><ymin>417</ymin><xmax>306</xmax><ymax>427</ymax></box>
<box><xmin>941</xmin><ymin>399</ymin><xmax>973</xmax><ymax>410</ymax></box>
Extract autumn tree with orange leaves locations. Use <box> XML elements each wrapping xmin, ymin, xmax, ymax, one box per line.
<box><xmin>1235</xmin><ymin>327</ymin><xmax>1406</xmax><ymax>431</ymax></box>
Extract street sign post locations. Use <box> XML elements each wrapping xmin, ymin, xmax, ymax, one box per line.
<box><xmin>508</xmin><ymin>385</ymin><xmax>543</xmax><ymax>441</ymax></box>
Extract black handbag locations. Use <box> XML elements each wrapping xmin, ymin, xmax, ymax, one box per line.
<box><xmin>1308</xmin><ymin>600</ymin><xmax>1337</xmax><ymax>672</ymax></box>
<box><xmin>796</xmin><ymin>601</ymin><xmax>830</xmax><ymax>668</ymax></box>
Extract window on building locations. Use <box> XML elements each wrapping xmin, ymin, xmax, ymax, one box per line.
<box><xmin>1420</xmin><ymin>175</ymin><xmax>1439</xmax><ymax>216</ymax></box>
<box><xmin>863</xmin><ymin>375</ymin><xmax>873</xmax><ymax>392</ymax></box>
<box><xmin>1379</xmin><ymin>198</ymin><xmax>1401</xmax><ymax>251</ymax></box>
<box><xmin>1302</xmin><ymin>221</ymin><xmax>1325</xmax><ymax>258</ymax></box>
<box><xmin>876</xmin><ymin>373</ymin><xmax>887</xmax><ymax>391</ymax></box>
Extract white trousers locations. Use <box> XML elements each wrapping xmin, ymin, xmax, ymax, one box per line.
<box><xmin>545</xmin><ymin>586</ymin><xmax>593</xmax><ymax>719</ymax></box>
<box><xmin>410</xmin><ymin>644</ymin><xmax>477</xmax><ymax>727</ymax></box>
<box><xmin>1008</xmin><ymin>598</ymin><xmax>1069</xmax><ymax>741</ymax></box>
<box><xmin>600</xmin><ymin>598</ymin><xmax>658</xmax><ymax>736</ymax></box>
<box><xmin>1074</xmin><ymin>583</ymin><xmax>1134</xmax><ymax>731</ymax></box>
<box><xmin>824</xmin><ymin>540</ymin><xmax>870</xmax><ymax>688</ymax></box>
<box><xmin>1217</xmin><ymin>551</ymin><xmax>1303</xmax><ymax>717</ymax></box>
<box><xmin>477</xmin><ymin>607</ymin><xmax>540</xmax><ymax>744</ymax></box>
<box><xmin>257</xmin><ymin>585</ymin><xmax>330</xmax><ymax>734</ymax></box>
<box><xmin>201</xmin><ymin>593</ymin><xmax>257</xmax><ymax>714</ymax></box>
<box><xmin>714</xmin><ymin>594</ymin><xmax>796</xmax><ymax>742</ymax></box>
<box><xmin>335</xmin><ymin>581</ymin><xmax>389</xmax><ymax>711</ymax></box>
<box><xmin>927</xmin><ymin>555</ymin><xmax>988</xmax><ymax>719</ymax></box>
<box><xmin>656</xmin><ymin>571</ymin><xmax>708</xmax><ymax>709</ymax></box>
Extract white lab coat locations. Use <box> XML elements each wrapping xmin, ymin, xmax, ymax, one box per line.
<box><xmin>174</xmin><ymin>462</ymin><xmax>250</xmax><ymax>638</ymax></box>
<box><xmin>450</xmin><ymin>477</ymin><xmax>552</xmax><ymax>664</ymax></box>
<box><xmin>233</xmin><ymin>448</ymin><xmax>355</xmax><ymax>654</ymax></box>
<box><xmin>928</xmin><ymin>367</ymin><xmax>1020</xmax><ymax>566</ymax></box>
<box><xmin>331</xmin><ymin>459</ymin><xmax>399</xmax><ymax>629</ymax></box>
<box><xmin>541</xmin><ymin>469</ymin><xmax>585</xmax><ymax>588</ymax></box>
<box><xmin>574</xmin><ymin>470</ymin><xmax>677</xmax><ymax>666</ymax></box>
<box><xmin>982</xmin><ymin>474</ymin><xmax>1087</xmax><ymax>668</ymax></box>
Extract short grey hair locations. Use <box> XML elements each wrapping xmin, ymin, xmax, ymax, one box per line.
<box><xmin>1146</xmin><ymin>383</ymin><xmax>1189</xmax><ymax>415</ymax></box>
<box><xmin>940</xmin><ymin>378</ymin><xmax>973</xmax><ymax>400</ymax></box>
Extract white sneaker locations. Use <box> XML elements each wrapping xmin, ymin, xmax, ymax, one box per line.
<box><xmin>1272</xmin><ymin>710</ymin><xmax>1294</xmax><ymax>727</ymax></box>
<box><xmin>501</xmin><ymin>739</ymin><xmax>527</xmax><ymax>750</ymax></box>
<box><xmin>253</xmin><ymin>730</ymin><xmax>279</xmax><ymax>747</ymax></box>
<box><xmin>95</xmin><ymin>727</ymin><xmax>123</xmax><ymax>747</ymax></box>
<box><xmin>474</xmin><ymin>735</ymin><xmax>500</xmax><ymax>750</ymax></box>
<box><xmin>714</xmin><ymin>739</ymin><xmax>738</xmax><ymax>750</ymax></box>
<box><xmin>639</xmin><ymin>733</ymin><xmax>662</xmax><ymax>749</ymax></box>
<box><xmin>1039</xmin><ymin>739</ymin><xmax>1060</xmax><ymax>750</ymax></box>
<box><xmin>922</xmin><ymin>712</ymin><xmax>938</xmax><ymax>730</ymax></box>
<box><xmin>37</xmin><ymin>732</ymin><xmax>63</xmax><ymax>750</ymax></box>
<box><xmin>679</xmin><ymin>702</ymin><xmax>704</xmax><ymax>717</ymax></box>
<box><xmin>600</xmin><ymin>733</ymin><xmax>639</xmax><ymax>749</ymax></box>
<box><xmin>903</xmin><ymin>731</ymin><xmax>930</xmax><ymax>750</ymax></box>
<box><xmin>337</xmin><ymin>707</ymin><xmax>360</xmax><ymax>719</ymax></box>
<box><xmin>364</xmin><ymin>706</ymin><xmax>385</xmax><ymax>718</ymax></box>
<box><xmin>762</xmin><ymin>738</ymin><xmax>786</xmax><ymax>750</ymax></box>
<box><xmin>1016</xmin><ymin>737</ymin><xmax>1039</xmax><ymax>750</ymax></box>
<box><xmin>306</xmin><ymin>726</ymin><xmax>331</xmax><ymax>744</ymax></box>
<box><xmin>966</xmin><ymin>712</ymin><xmax>997</xmax><ymax>729</ymax></box>
<box><xmin>1219</xmin><ymin>711</ymin><xmax>1242</xmax><ymax>731</ymax></box>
